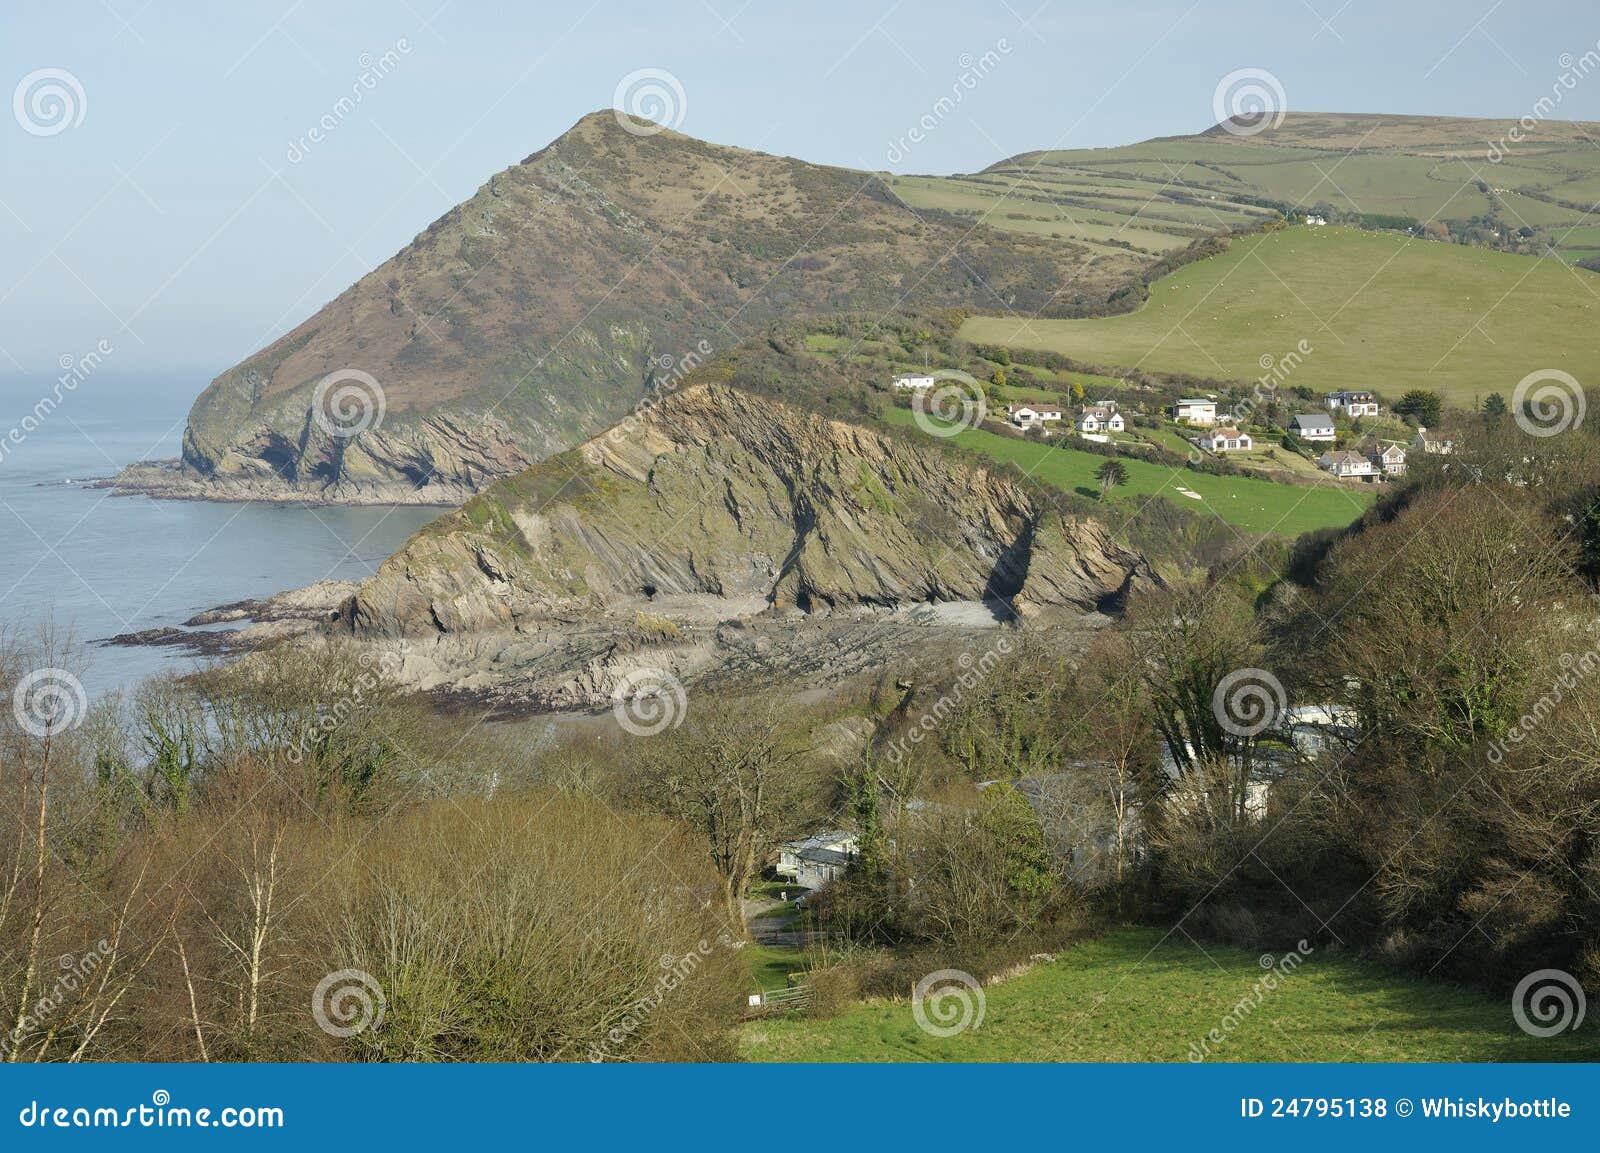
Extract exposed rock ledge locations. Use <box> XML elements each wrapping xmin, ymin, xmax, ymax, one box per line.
<box><xmin>312</xmin><ymin>383</ymin><xmax>1157</xmax><ymax>708</ymax></box>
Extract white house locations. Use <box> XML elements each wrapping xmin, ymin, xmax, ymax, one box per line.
<box><xmin>1324</xmin><ymin>390</ymin><xmax>1379</xmax><ymax>418</ymax></box>
<box><xmin>1172</xmin><ymin>398</ymin><xmax>1218</xmax><ymax>426</ymax></box>
<box><xmin>1078</xmin><ymin>403</ymin><xmax>1125</xmax><ymax>435</ymax></box>
<box><xmin>892</xmin><ymin>374</ymin><xmax>936</xmax><ymax>390</ymax></box>
<box><xmin>1305</xmin><ymin>214</ymin><xmax>1327</xmax><ymax>226</ymax></box>
<box><xmin>1412</xmin><ymin>427</ymin><xmax>1453</xmax><ymax>455</ymax></box>
<box><xmin>1200</xmin><ymin>426</ymin><xmax>1253</xmax><ymax>453</ymax></box>
<box><xmin>1010</xmin><ymin>403</ymin><xmax>1064</xmax><ymax>430</ymax></box>
<box><xmin>1291</xmin><ymin>413</ymin><xmax>1337</xmax><ymax>442</ymax></box>
<box><xmin>1319</xmin><ymin>449</ymin><xmax>1379</xmax><ymax>480</ymax></box>
<box><xmin>775</xmin><ymin>830</ymin><xmax>858</xmax><ymax>891</ymax></box>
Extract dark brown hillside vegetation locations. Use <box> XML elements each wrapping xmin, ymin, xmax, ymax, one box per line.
<box><xmin>150</xmin><ymin>111</ymin><xmax>1118</xmax><ymax>504</ymax></box>
<box><xmin>1155</xmin><ymin>477</ymin><xmax>1600</xmax><ymax>995</ymax></box>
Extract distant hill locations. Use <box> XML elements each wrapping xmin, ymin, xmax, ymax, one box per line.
<box><xmin>130</xmin><ymin>111</ymin><xmax>1115</xmax><ymax>504</ymax></box>
<box><xmin>935</xmin><ymin>111</ymin><xmax>1600</xmax><ymax>264</ymax></box>
<box><xmin>128</xmin><ymin>109</ymin><xmax>1600</xmax><ymax>505</ymax></box>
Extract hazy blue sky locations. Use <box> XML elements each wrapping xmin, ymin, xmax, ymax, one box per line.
<box><xmin>4</xmin><ymin>0</ymin><xmax>1600</xmax><ymax>375</ymax></box>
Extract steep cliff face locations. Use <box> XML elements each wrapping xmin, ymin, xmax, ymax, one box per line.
<box><xmin>340</xmin><ymin>385</ymin><xmax>1154</xmax><ymax>639</ymax></box>
<box><xmin>134</xmin><ymin>110</ymin><xmax>1097</xmax><ymax>504</ymax></box>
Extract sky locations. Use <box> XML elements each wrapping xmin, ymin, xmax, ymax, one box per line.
<box><xmin>3</xmin><ymin>0</ymin><xmax>1600</xmax><ymax>377</ymax></box>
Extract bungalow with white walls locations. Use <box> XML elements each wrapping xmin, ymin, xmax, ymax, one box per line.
<box><xmin>1078</xmin><ymin>403</ymin><xmax>1125</xmax><ymax>434</ymax></box>
<box><xmin>1319</xmin><ymin>449</ymin><xmax>1379</xmax><ymax>480</ymax></box>
<box><xmin>1172</xmin><ymin>398</ymin><xmax>1217</xmax><ymax>426</ymax></box>
<box><xmin>1200</xmin><ymin>426</ymin><xmax>1253</xmax><ymax>453</ymax></box>
<box><xmin>775</xmin><ymin>830</ymin><xmax>858</xmax><ymax>891</ymax></box>
<box><xmin>1291</xmin><ymin>413</ymin><xmax>1337</xmax><ymax>442</ymax></box>
<box><xmin>1324</xmin><ymin>390</ymin><xmax>1379</xmax><ymax>418</ymax></box>
<box><xmin>1010</xmin><ymin>403</ymin><xmax>1064</xmax><ymax>430</ymax></box>
<box><xmin>892</xmin><ymin>374</ymin><xmax>936</xmax><ymax>390</ymax></box>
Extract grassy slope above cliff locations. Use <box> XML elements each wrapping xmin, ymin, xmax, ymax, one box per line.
<box><xmin>961</xmin><ymin>225</ymin><xmax>1600</xmax><ymax>406</ymax></box>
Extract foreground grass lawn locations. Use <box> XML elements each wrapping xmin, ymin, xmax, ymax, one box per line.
<box><xmin>882</xmin><ymin>407</ymin><xmax>1374</xmax><ymax>537</ymax></box>
<box><xmin>962</xmin><ymin>227</ymin><xmax>1600</xmax><ymax>408</ymax></box>
<box><xmin>742</xmin><ymin>927</ymin><xmax>1598</xmax><ymax>1063</ymax></box>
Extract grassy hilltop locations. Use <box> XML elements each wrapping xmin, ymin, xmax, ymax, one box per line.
<box><xmin>962</xmin><ymin>226</ymin><xmax>1600</xmax><ymax>406</ymax></box>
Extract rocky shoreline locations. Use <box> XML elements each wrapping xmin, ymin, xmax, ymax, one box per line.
<box><xmin>101</xmin><ymin>579</ymin><xmax>361</xmax><ymax>657</ymax></box>
<box><xmin>97</xmin><ymin>460</ymin><xmax>471</xmax><ymax>507</ymax></box>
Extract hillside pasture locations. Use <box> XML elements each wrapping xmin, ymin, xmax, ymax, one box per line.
<box><xmin>961</xmin><ymin>227</ymin><xmax>1600</xmax><ymax>408</ymax></box>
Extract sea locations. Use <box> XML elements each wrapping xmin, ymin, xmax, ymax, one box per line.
<box><xmin>0</xmin><ymin>372</ymin><xmax>442</xmax><ymax>698</ymax></box>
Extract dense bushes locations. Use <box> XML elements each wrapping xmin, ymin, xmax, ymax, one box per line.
<box><xmin>0</xmin><ymin>644</ymin><xmax>747</xmax><ymax>1063</ymax></box>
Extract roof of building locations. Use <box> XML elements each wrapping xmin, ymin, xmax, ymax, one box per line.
<box><xmin>1175</xmin><ymin>398</ymin><xmax>1215</xmax><ymax>406</ymax></box>
<box><xmin>1321</xmin><ymin>449</ymin><xmax>1370</xmax><ymax>466</ymax></box>
<box><xmin>1293</xmin><ymin>413</ymin><xmax>1335</xmax><ymax>430</ymax></box>
<box><xmin>1208</xmin><ymin>427</ymin><xmax>1245</xmax><ymax>438</ymax></box>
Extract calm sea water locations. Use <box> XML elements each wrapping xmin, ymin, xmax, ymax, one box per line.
<box><xmin>0</xmin><ymin>373</ymin><xmax>442</xmax><ymax>697</ymax></box>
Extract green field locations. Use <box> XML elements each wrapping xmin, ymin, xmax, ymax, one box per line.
<box><xmin>882</xmin><ymin>407</ymin><xmax>1374</xmax><ymax>537</ymax></box>
<box><xmin>962</xmin><ymin>227</ymin><xmax>1600</xmax><ymax>408</ymax></box>
<box><xmin>742</xmin><ymin>927</ymin><xmax>1599</xmax><ymax>1062</ymax></box>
